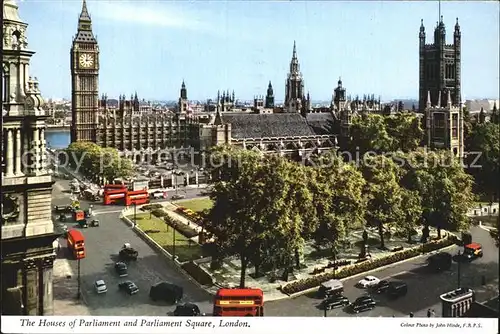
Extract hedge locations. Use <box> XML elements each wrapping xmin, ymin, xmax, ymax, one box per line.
<box><xmin>141</xmin><ymin>204</ymin><xmax>163</xmax><ymax>211</ymax></box>
<box><xmin>151</xmin><ymin>209</ymin><xmax>168</xmax><ymax>218</ymax></box>
<box><xmin>181</xmin><ymin>261</ymin><xmax>214</xmax><ymax>286</ymax></box>
<box><xmin>164</xmin><ymin>216</ymin><xmax>199</xmax><ymax>239</ymax></box>
<box><xmin>281</xmin><ymin>236</ymin><xmax>457</xmax><ymax>295</ymax></box>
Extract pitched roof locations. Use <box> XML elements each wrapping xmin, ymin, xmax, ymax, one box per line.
<box><xmin>305</xmin><ymin>112</ymin><xmax>335</xmax><ymax>135</ymax></box>
<box><xmin>220</xmin><ymin>113</ymin><xmax>315</xmax><ymax>139</ymax></box>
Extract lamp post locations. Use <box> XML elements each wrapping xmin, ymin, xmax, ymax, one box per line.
<box><xmin>172</xmin><ymin>221</ymin><xmax>177</xmax><ymax>260</ymax></box>
<box><xmin>133</xmin><ymin>203</ymin><xmax>137</xmax><ymax>228</ymax></box>
<box><xmin>457</xmin><ymin>250</ymin><xmax>461</xmax><ymax>288</ymax></box>
<box><xmin>77</xmin><ymin>259</ymin><xmax>81</xmax><ymax>299</ymax></box>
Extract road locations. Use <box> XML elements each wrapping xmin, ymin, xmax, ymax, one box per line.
<box><xmin>266</xmin><ymin>226</ymin><xmax>499</xmax><ymax>317</ymax></box>
<box><xmin>52</xmin><ymin>178</ymin><xmax>214</xmax><ymax>316</ymax></box>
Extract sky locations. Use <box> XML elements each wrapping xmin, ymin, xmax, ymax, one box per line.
<box><xmin>17</xmin><ymin>0</ymin><xmax>500</xmax><ymax>102</ymax></box>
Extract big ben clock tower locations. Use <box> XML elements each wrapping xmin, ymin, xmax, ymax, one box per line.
<box><xmin>70</xmin><ymin>0</ymin><xmax>99</xmax><ymax>143</ymax></box>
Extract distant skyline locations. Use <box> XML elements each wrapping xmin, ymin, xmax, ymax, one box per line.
<box><xmin>19</xmin><ymin>1</ymin><xmax>499</xmax><ymax>101</ymax></box>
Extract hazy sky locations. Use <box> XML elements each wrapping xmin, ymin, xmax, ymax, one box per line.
<box><xmin>18</xmin><ymin>0</ymin><xmax>499</xmax><ymax>101</ymax></box>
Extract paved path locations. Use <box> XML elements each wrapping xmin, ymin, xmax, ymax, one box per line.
<box><xmin>52</xmin><ymin>178</ymin><xmax>214</xmax><ymax>316</ymax></box>
<box><xmin>266</xmin><ymin>226</ymin><xmax>499</xmax><ymax>317</ymax></box>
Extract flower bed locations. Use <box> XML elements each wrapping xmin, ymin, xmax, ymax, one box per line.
<box><xmin>164</xmin><ymin>215</ymin><xmax>199</xmax><ymax>239</ymax></box>
<box><xmin>141</xmin><ymin>203</ymin><xmax>163</xmax><ymax>211</ymax></box>
<box><xmin>281</xmin><ymin>236</ymin><xmax>457</xmax><ymax>295</ymax></box>
<box><xmin>175</xmin><ymin>206</ymin><xmax>203</xmax><ymax>223</ymax></box>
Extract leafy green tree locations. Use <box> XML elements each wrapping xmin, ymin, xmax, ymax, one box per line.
<box><xmin>360</xmin><ymin>155</ymin><xmax>403</xmax><ymax>249</ymax></box>
<box><xmin>204</xmin><ymin>149</ymin><xmax>270</xmax><ymax>287</ymax></box>
<box><xmin>350</xmin><ymin>114</ymin><xmax>393</xmax><ymax>154</ymax></box>
<box><xmin>401</xmin><ymin>149</ymin><xmax>475</xmax><ymax>238</ymax></box>
<box><xmin>465</xmin><ymin>122</ymin><xmax>499</xmax><ymax>204</ymax></box>
<box><xmin>386</xmin><ymin>112</ymin><xmax>424</xmax><ymax>152</ymax></box>
<box><xmin>311</xmin><ymin>152</ymin><xmax>366</xmax><ymax>257</ymax></box>
<box><xmin>398</xmin><ymin>189</ymin><xmax>423</xmax><ymax>243</ymax></box>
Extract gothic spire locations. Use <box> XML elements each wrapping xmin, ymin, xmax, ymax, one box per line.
<box><xmin>292</xmin><ymin>40</ymin><xmax>297</xmax><ymax>59</ymax></box>
<box><xmin>79</xmin><ymin>0</ymin><xmax>91</xmax><ymax>22</ymax></box>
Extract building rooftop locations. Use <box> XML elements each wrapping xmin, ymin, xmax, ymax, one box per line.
<box><xmin>440</xmin><ymin>288</ymin><xmax>474</xmax><ymax>303</ymax></box>
<box><xmin>220</xmin><ymin>113</ymin><xmax>316</xmax><ymax>139</ymax></box>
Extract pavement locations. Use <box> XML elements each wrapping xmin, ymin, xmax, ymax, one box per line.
<box><xmin>52</xmin><ymin>178</ymin><xmax>214</xmax><ymax>316</ymax></box>
<box><xmin>265</xmin><ymin>225</ymin><xmax>499</xmax><ymax>317</ymax></box>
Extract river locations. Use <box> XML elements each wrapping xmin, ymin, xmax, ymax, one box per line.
<box><xmin>45</xmin><ymin>130</ymin><xmax>70</xmax><ymax>149</ymax></box>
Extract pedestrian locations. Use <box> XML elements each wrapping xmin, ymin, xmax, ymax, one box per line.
<box><xmin>409</xmin><ymin>312</ymin><xmax>414</xmax><ymax>318</ymax></box>
<box><xmin>57</xmin><ymin>243</ymin><xmax>61</xmax><ymax>253</ymax></box>
<box><xmin>431</xmin><ymin>309</ymin><xmax>436</xmax><ymax>317</ymax></box>
<box><xmin>427</xmin><ymin>309</ymin><xmax>432</xmax><ymax>317</ymax></box>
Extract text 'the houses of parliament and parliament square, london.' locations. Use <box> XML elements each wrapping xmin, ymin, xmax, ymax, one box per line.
<box><xmin>1</xmin><ymin>0</ymin><xmax>499</xmax><ymax>323</ymax></box>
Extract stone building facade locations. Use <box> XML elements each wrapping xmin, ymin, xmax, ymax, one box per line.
<box><xmin>420</xmin><ymin>17</ymin><xmax>464</xmax><ymax>158</ymax></box>
<box><xmin>2</xmin><ymin>0</ymin><xmax>57</xmax><ymax>315</ymax></box>
<box><xmin>419</xmin><ymin>16</ymin><xmax>461</xmax><ymax>111</ymax></box>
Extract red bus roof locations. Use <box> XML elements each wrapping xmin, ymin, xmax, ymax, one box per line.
<box><xmin>104</xmin><ymin>184</ymin><xmax>127</xmax><ymax>190</ymax></box>
<box><xmin>127</xmin><ymin>189</ymin><xmax>149</xmax><ymax>195</ymax></box>
<box><xmin>67</xmin><ymin>229</ymin><xmax>85</xmax><ymax>242</ymax></box>
<box><xmin>216</xmin><ymin>288</ymin><xmax>263</xmax><ymax>297</ymax></box>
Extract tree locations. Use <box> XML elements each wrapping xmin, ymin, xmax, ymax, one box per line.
<box><xmin>385</xmin><ymin>112</ymin><xmax>424</xmax><ymax>152</ymax></box>
<box><xmin>401</xmin><ymin>149</ymin><xmax>475</xmax><ymax>238</ymax></box>
<box><xmin>350</xmin><ymin>114</ymin><xmax>393</xmax><ymax>154</ymax></box>
<box><xmin>465</xmin><ymin>122</ymin><xmax>500</xmax><ymax>204</ymax></box>
<box><xmin>204</xmin><ymin>149</ymin><xmax>268</xmax><ymax>287</ymax></box>
<box><xmin>398</xmin><ymin>189</ymin><xmax>423</xmax><ymax>243</ymax></box>
<box><xmin>360</xmin><ymin>155</ymin><xmax>403</xmax><ymax>249</ymax></box>
<box><xmin>311</xmin><ymin>152</ymin><xmax>366</xmax><ymax>257</ymax></box>
<box><xmin>65</xmin><ymin>142</ymin><xmax>134</xmax><ymax>182</ymax></box>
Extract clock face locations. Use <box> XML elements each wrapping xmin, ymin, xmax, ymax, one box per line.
<box><xmin>79</xmin><ymin>53</ymin><xmax>94</xmax><ymax>68</ymax></box>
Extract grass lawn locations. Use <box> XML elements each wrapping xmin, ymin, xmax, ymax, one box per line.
<box><xmin>177</xmin><ymin>198</ymin><xmax>213</xmax><ymax>213</ymax></box>
<box><xmin>129</xmin><ymin>213</ymin><xmax>204</xmax><ymax>262</ymax></box>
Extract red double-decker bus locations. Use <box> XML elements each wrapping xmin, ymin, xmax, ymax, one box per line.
<box><xmin>213</xmin><ymin>288</ymin><xmax>264</xmax><ymax>316</ymax></box>
<box><xmin>125</xmin><ymin>189</ymin><xmax>150</xmax><ymax>206</ymax></box>
<box><xmin>103</xmin><ymin>184</ymin><xmax>127</xmax><ymax>205</ymax></box>
<box><xmin>67</xmin><ymin>230</ymin><xmax>85</xmax><ymax>259</ymax></box>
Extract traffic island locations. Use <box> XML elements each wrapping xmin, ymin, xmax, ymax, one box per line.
<box><xmin>128</xmin><ymin>213</ymin><xmax>205</xmax><ymax>263</ymax></box>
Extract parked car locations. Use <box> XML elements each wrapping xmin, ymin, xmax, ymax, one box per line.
<box><xmin>357</xmin><ymin>276</ymin><xmax>380</xmax><ymax>288</ymax></box>
<box><xmin>351</xmin><ymin>295</ymin><xmax>376</xmax><ymax>313</ymax></box>
<box><xmin>115</xmin><ymin>262</ymin><xmax>128</xmax><ymax>277</ymax></box>
<box><xmin>427</xmin><ymin>252</ymin><xmax>452</xmax><ymax>272</ymax></box>
<box><xmin>94</xmin><ymin>280</ymin><xmax>108</xmax><ymax>294</ymax></box>
<box><xmin>173</xmin><ymin>303</ymin><xmax>201</xmax><ymax>316</ymax></box>
<box><xmin>54</xmin><ymin>205</ymin><xmax>73</xmax><ymax>213</ymax></box>
<box><xmin>374</xmin><ymin>280</ymin><xmax>390</xmax><ymax>294</ymax></box>
<box><xmin>322</xmin><ymin>295</ymin><xmax>350</xmax><ymax>310</ymax></box>
<box><xmin>318</xmin><ymin>279</ymin><xmax>344</xmax><ymax>298</ymax></box>
<box><xmin>118</xmin><ymin>281</ymin><xmax>139</xmax><ymax>295</ymax></box>
<box><xmin>171</xmin><ymin>194</ymin><xmax>185</xmax><ymax>200</ymax></box>
<box><xmin>454</xmin><ymin>243</ymin><xmax>483</xmax><ymax>262</ymax></box>
<box><xmin>387</xmin><ymin>281</ymin><xmax>408</xmax><ymax>299</ymax></box>
<box><xmin>150</xmin><ymin>281</ymin><xmax>183</xmax><ymax>304</ymax></box>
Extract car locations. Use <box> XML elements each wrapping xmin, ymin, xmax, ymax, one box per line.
<box><xmin>387</xmin><ymin>281</ymin><xmax>408</xmax><ymax>299</ymax></box>
<box><xmin>173</xmin><ymin>303</ymin><xmax>201</xmax><ymax>316</ymax></box>
<box><xmin>150</xmin><ymin>282</ymin><xmax>183</xmax><ymax>304</ymax></box>
<box><xmin>114</xmin><ymin>262</ymin><xmax>128</xmax><ymax>277</ymax></box>
<box><xmin>171</xmin><ymin>194</ymin><xmax>185</xmax><ymax>200</ymax></box>
<box><xmin>94</xmin><ymin>280</ymin><xmax>108</xmax><ymax>294</ymax></box>
<box><xmin>90</xmin><ymin>219</ymin><xmax>99</xmax><ymax>227</ymax></box>
<box><xmin>54</xmin><ymin>205</ymin><xmax>73</xmax><ymax>213</ymax></box>
<box><xmin>357</xmin><ymin>276</ymin><xmax>380</xmax><ymax>288</ymax></box>
<box><xmin>427</xmin><ymin>252</ymin><xmax>452</xmax><ymax>272</ymax></box>
<box><xmin>351</xmin><ymin>295</ymin><xmax>376</xmax><ymax>313</ymax></box>
<box><xmin>118</xmin><ymin>281</ymin><xmax>139</xmax><ymax>295</ymax></box>
<box><xmin>322</xmin><ymin>295</ymin><xmax>350</xmax><ymax>310</ymax></box>
<box><xmin>318</xmin><ymin>279</ymin><xmax>344</xmax><ymax>298</ymax></box>
<box><xmin>374</xmin><ymin>280</ymin><xmax>390</xmax><ymax>294</ymax></box>
<box><xmin>460</xmin><ymin>243</ymin><xmax>483</xmax><ymax>262</ymax></box>
<box><xmin>59</xmin><ymin>214</ymin><xmax>67</xmax><ymax>222</ymax></box>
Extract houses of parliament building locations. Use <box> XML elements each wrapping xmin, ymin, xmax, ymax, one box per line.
<box><xmin>70</xmin><ymin>0</ymin><xmax>464</xmax><ymax>161</ymax></box>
